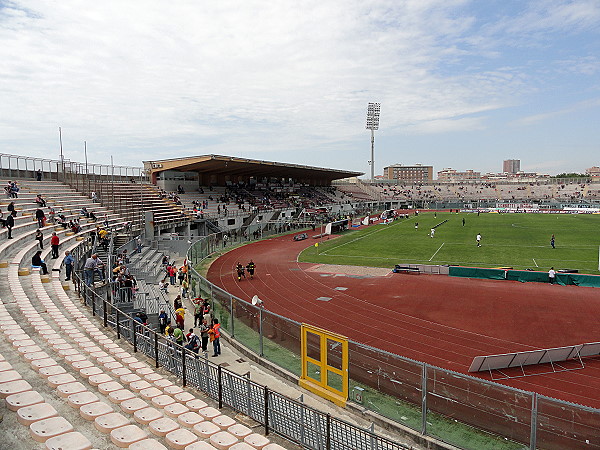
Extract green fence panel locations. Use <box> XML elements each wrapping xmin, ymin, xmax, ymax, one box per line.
<box><xmin>449</xmin><ymin>266</ymin><xmax>506</xmax><ymax>280</ymax></box>
<box><xmin>505</xmin><ymin>270</ymin><xmax>549</xmax><ymax>283</ymax></box>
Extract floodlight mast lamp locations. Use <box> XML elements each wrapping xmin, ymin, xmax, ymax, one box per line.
<box><xmin>366</xmin><ymin>102</ymin><xmax>380</xmax><ymax>181</ymax></box>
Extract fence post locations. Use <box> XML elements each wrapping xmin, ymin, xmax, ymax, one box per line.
<box><xmin>116</xmin><ymin>310</ymin><xmax>120</xmax><ymax>339</ymax></box>
<box><xmin>259</xmin><ymin>308</ymin><xmax>264</xmax><ymax>357</ymax></box>
<box><xmin>326</xmin><ymin>413</ymin><xmax>331</xmax><ymax>450</ymax></box>
<box><xmin>530</xmin><ymin>393</ymin><xmax>538</xmax><ymax>450</ymax></box>
<box><xmin>182</xmin><ymin>348</ymin><xmax>187</xmax><ymax>387</ymax></box>
<box><xmin>217</xmin><ymin>365</ymin><xmax>223</xmax><ymax>409</ymax></box>
<box><xmin>91</xmin><ymin>291</ymin><xmax>96</xmax><ymax>316</ymax></box>
<box><xmin>230</xmin><ymin>295</ymin><xmax>235</xmax><ymax>338</ymax></box>
<box><xmin>132</xmin><ymin>319</ymin><xmax>137</xmax><ymax>352</ymax></box>
<box><xmin>103</xmin><ymin>300</ymin><xmax>107</xmax><ymax>327</ymax></box>
<box><xmin>264</xmin><ymin>386</ymin><xmax>270</xmax><ymax>436</ymax></box>
<box><xmin>154</xmin><ymin>332</ymin><xmax>159</xmax><ymax>369</ymax></box>
<box><xmin>421</xmin><ymin>363</ymin><xmax>428</xmax><ymax>436</ymax></box>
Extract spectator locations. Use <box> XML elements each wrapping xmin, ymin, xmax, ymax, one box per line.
<box><xmin>36</xmin><ymin>169</ymin><xmax>42</xmax><ymax>181</ymax></box>
<box><xmin>158</xmin><ymin>309</ymin><xmax>168</xmax><ymax>334</ymax></box>
<box><xmin>158</xmin><ymin>279</ymin><xmax>169</xmax><ymax>293</ymax></box>
<box><xmin>35</xmin><ymin>229</ymin><xmax>44</xmax><ymax>249</ymax></box>
<box><xmin>6</xmin><ymin>211</ymin><xmax>15</xmax><ymax>239</ymax></box>
<box><xmin>83</xmin><ymin>254</ymin><xmax>104</xmax><ymax>286</ymax></box>
<box><xmin>64</xmin><ymin>250</ymin><xmax>74</xmax><ymax>281</ymax></box>
<box><xmin>35</xmin><ymin>208</ymin><xmax>46</xmax><ymax>228</ymax></box>
<box><xmin>198</xmin><ymin>319</ymin><xmax>209</xmax><ymax>353</ymax></box>
<box><xmin>209</xmin><ymin>318</ymin><xmax>221</xmax><ymax>357</ymax></box>
<box><xmin>32</xmin><ymin>251</ymin><xmax>48</xmax><ymax>275</ymax></box>
<box><xmin>50</xmin><ymin>232</ymin><xmax>60</xmax><ymax>259</ymax></box>
<box><xmin>35</xmin><ymin>194</ymin><xmax>46</xmax><ymax>207</ymax></box>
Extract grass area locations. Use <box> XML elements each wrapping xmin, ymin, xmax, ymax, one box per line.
<box><xmin>300</xmin><ymin>211</ymin><xmax>600</xmax><ymax>274</ymax></box>
<box><xmin>349</xmin><ymin>379</ymin><xmax>525</xmax><ymax>450</ymax></box>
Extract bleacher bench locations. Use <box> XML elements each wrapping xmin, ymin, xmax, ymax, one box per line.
<box><xmin>393</xmin><ymin>265</ymin><xmax>420</xmax><ymax>274</ymax></box>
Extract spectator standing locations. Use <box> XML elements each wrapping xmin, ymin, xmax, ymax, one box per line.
<box><xmin>6</xmin><ymin>211</ymin><xmax>15</xmax><ymax>239</ymax></box>
<box><xmin>83</xmin><ymin>254</ymin><xmax>103</xmax><ymax>286</ymax></box>
<box><xmin>168</xmin><ymin>265</ymin><xmax>177</xmax><ymax>285</ymax></box>
<box><xmin>202</xmin><ymin>303</ymin><xmax>212</xmax><ymax>328</ymax></box>
<box><xmin>549</xmin><ymin>267</ymin><xmax>556</xmax><ymax>285</ymax></box>
<box><xmin>50</xmin><ymin>232</ymin><xmax>60</xmax><ymax>258</ymax></box>
<box><xmin>35</xmin><ymin>208</ymin><xmax>45</xmax><ymax>228</ymax></box>
<box><xmin>175</xmin><ymin>305</ymin><xmax>185</xmax><ymax>329</ymax></box>
<box><xmin>36</xmin><ymin>169</ymin><xmax>42</xmax><ymax>181</ymax></box>
<box><xmin>194</xmin><ymin>300</ymin><xmax>203</xmax><ymax>327</ymax></box>
<box><xmin>158</xmin><ymin>309</ymin><xmax>168</xmax><ymax>334</ymax></box>
<box><xmin>209</xmin><ymin>318</ymin><xmax>221</xmax><ymax>357</ymax></box>
<box><xmin>173</xmin><ymin>324</ymin><xmax>185</xmax><ymax>347</ymax></box>
<box><xmin>35</xmin><ymin>229</ymin><xmax>44</xmax><ymax>249</ymax></box>
<box><xmin>64</xmin><ymin>250</ymin><xmax>74</xmax><ymax>281</ymax></box>
<box><xmin>198</xmin><ymin>319</ymin><xmax>209</xmax><ymax>353</ymax></box>
<box><xmin>181</xmin><ymin>278</ymin><xmax>189</xmax><ymax>298</ymax></box>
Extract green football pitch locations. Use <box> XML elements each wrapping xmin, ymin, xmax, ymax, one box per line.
<box><xmin>299</xmin><ymin>212</ymin><xmax>600</xmax><ymax>274</ymax></box>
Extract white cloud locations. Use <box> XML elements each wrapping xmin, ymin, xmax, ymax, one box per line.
<box><xmin>0</xmin><ymin>0</ymin><xmax>598</xmax><ymax>173</ymax></box>
<box><xmin>515</xmin><ymin>98</ymin><xmax>600</xmax><ymax>126</ymax></box>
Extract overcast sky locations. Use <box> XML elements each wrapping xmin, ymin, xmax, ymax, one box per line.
<box><xmin>1</xmin><ymin>0</ymin><xmax>599</xmax><ymax>176</ymax></box>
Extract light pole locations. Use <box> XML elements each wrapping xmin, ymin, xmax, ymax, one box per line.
<box><xmin>366</xmin><ymin>102</ymin><xmax>380</xmax><ymax>181</ymax></box>
<box><xmin>59</xmin><ymin>127</ymin><xmax>65</xmax><ymax>182</ymax></box>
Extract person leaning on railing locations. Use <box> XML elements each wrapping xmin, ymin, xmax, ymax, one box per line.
<box><xmin>83</xmin><ymin>254</ymin><xmax>104</xmax><ymax>286</ymax></box>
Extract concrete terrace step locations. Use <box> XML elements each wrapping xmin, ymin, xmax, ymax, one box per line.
<box><xmin>0</xmin><ymin>221</ymin><xmax>282</xmax><ymax>449</ymax></box>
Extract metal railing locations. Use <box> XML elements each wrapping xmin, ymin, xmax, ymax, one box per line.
<box><xmin>70</xmin><ymin>246</ymin><xmax>411</xmax><ymax>450</ymax></box>
<box><xmin>184</xmin><ymin>233</ymin><xmax>600</xmax><ymax>450</ymax></box>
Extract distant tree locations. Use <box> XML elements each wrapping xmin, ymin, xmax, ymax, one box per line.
<box><xmin>551</xmin><ymin>173</ymin><xmax>588</xmax><ymax>179</ymax></box>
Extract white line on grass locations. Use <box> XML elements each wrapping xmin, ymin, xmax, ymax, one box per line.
<box><xmin>429</xmin><ymin>243</ymin><xmax>445</xmax><ymax>261</ymax></box>
<box><xmin>322</xmin><ymin>218</ymin><xmax>407</xmax><ymax>255</ymax></box>
<box><xmin>532</xmin><ymin>258</ymin><xmax>539</xmax><ymax>267</ymax></box>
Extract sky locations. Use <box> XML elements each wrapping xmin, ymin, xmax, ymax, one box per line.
<box><xmin>0</xmin><ymin>0</ymin><xmax>599</xmax><ymax>177</ymax></box>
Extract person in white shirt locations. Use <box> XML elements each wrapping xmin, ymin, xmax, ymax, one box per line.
<box><xmin>476</xmin><ymin>233</ymin><xmax>482</xmax><ymax>247</ymax></box>
<box><xmin>548</xmin><ymin>267</ymin><xmax>556</xmax><ymax>284</ymax></box>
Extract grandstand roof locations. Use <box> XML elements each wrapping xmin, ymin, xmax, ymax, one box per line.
<box><xmin>143</xmin><ymin>155</ymin><xmax>362</xmax><ymax>182</ymax></box>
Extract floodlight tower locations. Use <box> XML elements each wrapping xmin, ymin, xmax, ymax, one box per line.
<box><xmin>366</xmin><ymin>102</ymin><xmax>380</xmax><ymax>181</ymax></box>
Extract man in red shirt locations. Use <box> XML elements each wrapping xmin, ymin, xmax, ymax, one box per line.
<box><xmin>50</xmin><ymin>232</ymin><xmax>60</xmax><ymax>259</ymax></box>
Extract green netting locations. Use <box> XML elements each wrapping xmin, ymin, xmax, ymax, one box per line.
<box><xmin>449</xmin><ymin>266</ymin><xmax>506</xmax><ymax>280</ymax></box>
<box><xmin>450</xmin><ymin>266</ymin><xmax>600</xmax><ymax>287</ymax></box>
<box><xmin>505</xmin><ymin>270</ymin><xmax>548</xmax><ymax>283</ymax></box>
<box><xmin>558</xmin><ymin>273</ymin><xmax>600</xmax><ymax>287</ymax></box>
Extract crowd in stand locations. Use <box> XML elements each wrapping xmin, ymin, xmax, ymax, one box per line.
<box><xmin>365</xmin><ymin>180</ymin><xmax>600</xmax><ymax>203</ymax></box>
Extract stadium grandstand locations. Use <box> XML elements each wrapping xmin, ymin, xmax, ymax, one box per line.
<box><xmin>1</xmin><ymin>151</ymin><xmax>600</xmax><ymax>450</ymax></box>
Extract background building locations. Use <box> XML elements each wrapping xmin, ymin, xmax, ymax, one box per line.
<box><xmin>503</xmin><ymin>159</ymin><xmax>521</xmax><ymax>174</ymax></box>
<box><xmin>437</xmin><ymin>168</ymin><xmax>481</xmax><ymax>181</ymax></box>
<box><xmin>587</xmin><ymin>166</ymin><xmax>600</xmax><ymax>179</ymax></box>
<box><xmin>383</xmin><ymin>164</ymin><xmax>433</xmax><ymax>182</ymax></box>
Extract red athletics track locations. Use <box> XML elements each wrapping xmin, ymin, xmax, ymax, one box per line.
<box><xmin>207</xmin><ymin>230</ymin><xmax>600</xmax><ymax>409</ymax></box>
